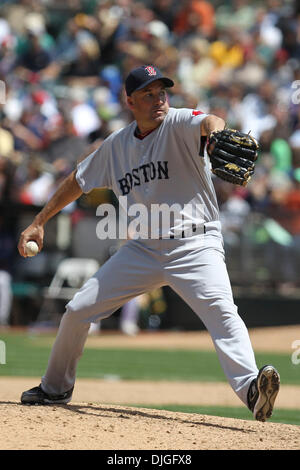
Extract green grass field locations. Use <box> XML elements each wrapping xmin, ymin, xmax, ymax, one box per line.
<box><xmin>0</xmin><ymin>332</ymin><xmax>299</xmax><ymax>384</ymax></box>
<box><xmin>0</xmin><ymin>331</ymin><xmax>299</xmax><ymax>425</ymax></box>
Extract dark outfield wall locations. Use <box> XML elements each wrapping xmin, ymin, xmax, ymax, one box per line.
<box><xmin>160</xmin><ymin>287</ymin><xmax>300</xmax><ymax>331</ymax></box>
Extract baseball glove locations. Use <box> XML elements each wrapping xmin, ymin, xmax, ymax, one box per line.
<box><xmin>207</xmin><ymin>129</ymin><xmax>259</xmax><ymax>186</ymax></box>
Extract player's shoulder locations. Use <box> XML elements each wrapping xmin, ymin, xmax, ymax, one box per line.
<box><xmin>168</xmin><ymin>107</ymin><xmax>206</xmax><ymax>122</ymax></box>
<box><xmin>109</xmin><ymin>122</ymin><xmax>133</xmax><ymax>139</ymax></box>
<box><xmin>166</xmin><ymin>108</ymin><xmax>207</xmax><ymax>129</ymax></box>
<box><xmin>103</xmin><ymin>121</ymin><xmax>135</xmax><ymax>145</ymax></box>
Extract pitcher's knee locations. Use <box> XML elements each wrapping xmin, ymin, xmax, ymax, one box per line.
<box><xmin>207</xmin><ymin>297</ymin><xmax>238</xmax><ymax>318</ymax></box>
<box><xmin>64</xmin><ymin>304</ymin><xmax>115</xmax><ymax>325</ymax></box>
<box><xmin>60</xmin><ymin>307</ymin><xmax>91</xmax><ymax>329</ymax></box>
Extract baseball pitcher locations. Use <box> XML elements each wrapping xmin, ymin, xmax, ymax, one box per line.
<box><xmin>18</xmin><ymin>65</ymin><xmax>280</xmax><ymax>422</ymax></box>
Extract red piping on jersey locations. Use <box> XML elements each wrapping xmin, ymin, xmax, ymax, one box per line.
<box><xmin>192</xmin><ymin>110</ymin><xmax>204</xmax><ymax>116</ymax></box>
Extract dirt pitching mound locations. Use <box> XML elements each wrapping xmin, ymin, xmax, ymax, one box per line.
<box><xmin>1</xmin><ymin>401</ymin><xmax>299</xmax><ymax>450</ymax></box>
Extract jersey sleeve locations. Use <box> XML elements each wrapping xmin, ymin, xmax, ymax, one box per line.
<box><xmin>76</xmin><ymin>139</ymin><xmax>112</xmax><ymax>193</ymax></box>
<box><xmin>173</xmin><ymin>108</ymin><xmax>208</xmax><ymax>156</ymax></box>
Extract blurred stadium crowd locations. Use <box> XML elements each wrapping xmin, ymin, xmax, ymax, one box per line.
<box><xmin>1</xmin><ymin>0</ymin><xmax>300</xmax><ymax>326</ymax></box>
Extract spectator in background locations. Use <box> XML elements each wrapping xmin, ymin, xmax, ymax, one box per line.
<box><xmin>173</xmin><ymin>0</ymin><xmax>215</xmax><ymax>40</ymax></box>
<box><xmin>18</xmin><ymin>155</ymin><xmax>54</xmax><ymax>206</ymax></box>
<box><xmin>54</xmin><ymin>17</ymin><xmax>82</xmax><ymax>65</ymax></box>
<box><xmin>17</xmin><ymin>32</ymin><xmax>52</xmax><ymax>75</ymax></box>
<box><xmin>14</xmin><ymin>12</ymin><xmax>56</xmax><ymax>82</ymax></box>
<box><xmin>152</xmin><ymin>0</ymin><xmax>177</xmax><ymax>31</ymax></box>
<box><xmin>69</xmin><ymin>86</ymin><xmax>102</xmax><ymax>138</ymax></box>
<box><xmin>41</xmin><ymin>112</ymin><xmax>88</xmax><ymax>166</ymax></box>
<box><xmin>61</xmin><ymin>33</ymin><xmax>101</xmax><ymax>86</ymax></box>
<box><xmin>4</xmin><ymin>107</ymin><xmax>46</xmax><ymax>152</ymax></box>
<box><xmin>178</xmin><ymin>37</ymin><xmax>217</xmax><ymax>98</ymax></box>
<box><xmin>236</xmin><ymin>80</ymin><xmax>278</xmax><ymax>140</ymax></box>
<box><xmin>0</xmin><ymin>23</ymin><xmax>17</xmax><ymax>77</ymax></box>
<box><xmin>210</xmin><ymin>28</ymin><xmax>245</xmax><ymax>70</ymax></box>
<box><xmin>215</xmin><ymin>0</ymin><xmax>256</xmax><ymax>32</ymax></box>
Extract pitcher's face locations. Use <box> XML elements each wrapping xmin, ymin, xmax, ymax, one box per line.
<box><xmin>127</xmin><ymin>80</ymin><xmax>169</xmax><ymax>130</ymax></box>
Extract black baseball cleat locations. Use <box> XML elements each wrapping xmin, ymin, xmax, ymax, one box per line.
<box><xmin>21</xmin><ymin>384</ymin><xmax>73</xmax><ymax>405</ymax></box>
<box><xmin>247</xmin><ymin>365</ymin><xmax>280</xmax><ymax>422</ymax></box>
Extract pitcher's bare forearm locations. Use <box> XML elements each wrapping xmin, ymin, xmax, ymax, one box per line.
<box><xmin>18</xmin><ymin>170</ymin><xmax>83</xmax><ymax>257</ymax></box>
<box><xmin>201</xmin><ymin>115</ymin><xmax>225</xmax><ymax>137</ymax></box>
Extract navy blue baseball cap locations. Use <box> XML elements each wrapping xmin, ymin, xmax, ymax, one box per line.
<box><xmin>125</xmin><ymin>65</ymin><xmax>174</xmax><ymax>96</ymax></box>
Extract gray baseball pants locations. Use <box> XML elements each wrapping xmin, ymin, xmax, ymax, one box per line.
<box><xmin>41</xmin><ymin>223</ymin><xmax>258</xmax><ymax>406</ymax></box>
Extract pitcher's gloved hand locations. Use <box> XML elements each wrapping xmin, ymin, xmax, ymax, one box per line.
<box><xmin>207</xmin><ymin>129</ymin><xmax>259</xmax><ymax>186</ymax></box>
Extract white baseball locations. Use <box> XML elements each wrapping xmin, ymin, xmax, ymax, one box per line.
<box><xmin>25</xmin><ymin>241</ymin><xmax>39</xmax><ymax>257</ymax></box>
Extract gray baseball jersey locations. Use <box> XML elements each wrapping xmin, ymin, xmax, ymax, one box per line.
<box><xmin>76</xmin><ymin>107</ymin><xmax>219</xmax><ymax>238</ymax></box>
<box><xmin>41</xmin><ymin>106</ymin><xmax>259</xmax><ymax>407</ymax></box>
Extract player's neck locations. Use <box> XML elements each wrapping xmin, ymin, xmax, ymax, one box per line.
<box><xmin>135</xmin><ymin>117</ymin><xmax>164</xmax><ymax>135</ymax></box>
<box><xmin>135</xmin><ymin>125</ymin><xmax>158</xmax><ymax>139</ymax></box>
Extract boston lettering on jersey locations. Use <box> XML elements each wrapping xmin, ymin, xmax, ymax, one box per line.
<box><xmin>118</xmin><ymin>160</ymin><xmax>169</xmax><ymax>195</ymax></box>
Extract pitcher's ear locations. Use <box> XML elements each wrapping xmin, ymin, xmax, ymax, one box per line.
<box><xmin>127</xmin><ymin>96</ymin><xmax>134</xmax><ymax>109</ymax></box>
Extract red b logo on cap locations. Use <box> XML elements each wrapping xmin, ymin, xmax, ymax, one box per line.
<box><xmin>144</xmin><ymin>66</ymin><xmax>157</xmax><ymax>76</ymax></box>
